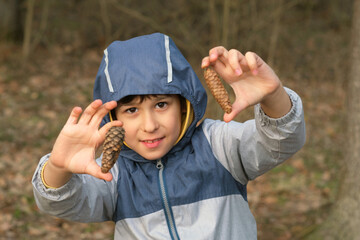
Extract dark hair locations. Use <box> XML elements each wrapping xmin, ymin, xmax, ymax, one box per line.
<box><xmin>110</xmin><ymin>94</ymin><xmax>186</xmax><ymax>120</ymax></box>
<box><xmin>119</xmin><ymin>95</ymin><xmax>158</xmax><ymax>105</ymax></box>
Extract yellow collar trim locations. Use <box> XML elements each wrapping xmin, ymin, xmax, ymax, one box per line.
<box><xmin>174</xmin><ymin>99</ymin><xmax>192</xmax><ymax>145</ymax></box>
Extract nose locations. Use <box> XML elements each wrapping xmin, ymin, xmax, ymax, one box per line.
<box><xmin>141</xmin><ymin>111</ymin><xmax>159</xmax><ymax>133</ymax></box>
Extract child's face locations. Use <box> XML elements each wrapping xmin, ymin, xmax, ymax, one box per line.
<box><xmin>115</xmin><ymin>95</ymin><xmax>182</xmax><ymax>160</ymax></box>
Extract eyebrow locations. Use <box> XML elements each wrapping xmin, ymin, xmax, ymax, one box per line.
<box><xmin>152</xmin><ymin>95</ymin><xmax>169</xmax><ymax>101</ymax></box>
<box><xmin>119</xmin><ymin>95</ymin><xmax>170</xmax><ymax>107</ymax></box>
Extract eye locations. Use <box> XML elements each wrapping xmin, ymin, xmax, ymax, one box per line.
<box><xmin>156</xmin><ymin>102</ymin><xmax>168</xmax><ymax>109</ymax></box>
<box><xmin>125</xmin><ymin>107</ymin><xmax>138</xmax><ymax>114</ymax></box>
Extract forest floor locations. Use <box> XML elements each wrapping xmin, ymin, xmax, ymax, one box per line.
<box><xmin>0</xmin><ymin>41</ymin><xmax>346</xmax><ymax>240</ymax></box>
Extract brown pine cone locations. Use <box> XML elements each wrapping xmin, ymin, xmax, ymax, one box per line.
<box><xmin>203</xmin><ymin>67</ymin><xmax>232</xmax><ymax>114</ymax></box>
<box><xmin>101</xmin><ymin>126</ymin><xmax>125</xmax><ymax>173</ymax></box>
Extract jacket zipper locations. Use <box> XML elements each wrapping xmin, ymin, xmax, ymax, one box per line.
<box><xmin>156</xmin><ymin>159</ymin><xmax>180</xmax><ymax>240</ymax></box>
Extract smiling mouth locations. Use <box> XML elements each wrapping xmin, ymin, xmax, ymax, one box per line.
<box><xmin>141</xmin><ymin>138</ymin><xmax>164</xmax><ymax>143</ymax></box>
<box><xmin>141</xmin><ymin>137</ymin><xmax>164</xmax><ymax>148</ymax></box>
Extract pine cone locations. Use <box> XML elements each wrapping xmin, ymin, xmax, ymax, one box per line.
<box><xmin>203</xmin><ymin>67</ymin><xmax>232</xmax><ymax>114</ymax></box>
<box><xmin>101</xmin><ymin>126</ymin><xmax>125</xmax><ymax>173</ymax></box>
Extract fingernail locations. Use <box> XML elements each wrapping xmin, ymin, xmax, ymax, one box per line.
<box><xmin>201</xmin><ymin>60</ymin><xmax>206</xmax><ymax>68</ymax></box>
<box><xmin>210</xmin><ymin>53</ymin><xmax>217</xmax><ymax>60</ymax></box>
<box><xmin>235</xmin><ymin>69</ymin><xmax>242</xmax><ymax>76</ymax></box>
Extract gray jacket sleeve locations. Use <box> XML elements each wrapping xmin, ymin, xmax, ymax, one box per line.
<box><xmin>202</xmin><ymin>87</ymin><xmax>306</xmax><ymax>185</ymax></box>
<box><xmin>32</xmin><ymin>154</ymin><xmax>119</xmax><ymax>222</ymax></box>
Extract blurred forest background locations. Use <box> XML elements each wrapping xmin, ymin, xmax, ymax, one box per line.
<box><xmin>0</xmin><ymin>0</ymin><xmax>356</xmax><ymax>239</ymax></box>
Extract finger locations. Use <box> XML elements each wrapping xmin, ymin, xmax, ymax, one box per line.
<box><xmin>66</xmin><ymin>106</ymin><xmax>83</xmax><ymax>125</ymax></box>
<box><xmin>228</xmin><ymin>49</ymin><xmax>247</xmax><ymax>76</ymax></box>
<box><xmin>90</xmin><ymin>101</ymin><xmax>118</xmax><ymax>127</ymax></box>
<box><xmin>209</xmin><ymin>46</ymin><xmax>229</xmax><ymax>67</ymax></box>
<box><xmin>223</xmin><ymin>100</ymin><xmax>248</xmax><ymax>123</ymax></box>
<box><xmin>245</xmin><ymin>52</ymin><xmax>262</xmax><ymax>75</ymax></box>
<box><xmin>98</xmin><ymin>120</ymin><xmax>123</xmax><ymax>135</ymax></box>
<box><xmin>78</xmin><ymin>99</ymin><xmax>103</xmax><ymax>125</ymax></box>
<box><xmin>201</xmin><ymin>56</ymin><xmax>210</xmax><ymax>69</ymax></box>
<box><xmin>85</xmin><ymin>161</ymin><xmax>113</xmax><ymax>181</ymax></box>
<box><xmin>97</xmin><ymin>120</ymin><xmax>123</xmax><ymax>145</ymax></box>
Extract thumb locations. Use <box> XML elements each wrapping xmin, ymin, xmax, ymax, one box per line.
<box><xmin>85</xmin><ymin>161</ymin><xmax>113</xmax><ymax>181</ymax></box>
<box><xmin>223</xmin><ymin>100</ymin><xmax>247</xmax><ymax>123</ymax></box>
<box><xmin>99</xmin><ymin>120</ymin><xmax>123</xmax><ymax>137</ymax></box>
<box><xmin>97</xmin><ymin>120</ymin><xmax>123</xmax><ymax>146</ymax></box>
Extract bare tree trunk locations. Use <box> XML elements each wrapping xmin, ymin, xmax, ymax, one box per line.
<box><xmin>99</xmin><ymin>0</ymin><xmax>112</xmax><ymax>45</ymax></box>
<box><xmin>22</xmin><ymin>0</ymin><xmax>35</xmax><ymax>60</ymax></box>
<box><xmin>32</xmin><ymin>0</ymin><xmax>51</xmax><ymax>49</ymax></box>
<box><xmin>209</xmin><ymin>0</ymin><xmax>220</xmax><ymax>46</ymax></box>
<box><xmin>267</xmin><ymin>0</ymin><xmax>284</xmax><ymax>66</ymax></box>
<box><xmin>250</xmin><ymin>0</ymin><xmax>257</xmax><ymax>28</ymax></box>
<box><xmin>307</xmin><ymin>0</ymin><xmax>360</xmax><ymax>239</ymax></box>
<box><xmin>0</xmin><ymin>0</ymin><xmax>23</xmax><ymax>41</ymax></box>
<box><xmin>221</xmin><ymin>0</ymin><xmax>230</xmax><ymax>47</ymax></box>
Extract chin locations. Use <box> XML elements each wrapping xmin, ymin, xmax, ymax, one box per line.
<box><xmin>140</xmin><ymin>151</ymin><xmax>167</xmax><ymax>161</ymax></box>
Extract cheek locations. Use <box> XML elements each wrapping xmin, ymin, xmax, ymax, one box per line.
<box><xmin>169</xmin><ymin>112</ymin><xmax>182</xmax><ymax>135</ymax></box>
<box><xmin>121</xmin><ymin>123</ymin><xmax>136</xmax><ymax>142</ymax></box>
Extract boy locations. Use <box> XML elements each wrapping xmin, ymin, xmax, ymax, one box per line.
<box><xmin>32</xmin><ymin>33</ymin><xmax>305</xmax><ymax>239</ymax></box>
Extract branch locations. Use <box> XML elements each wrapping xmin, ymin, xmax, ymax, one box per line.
<box><xmin>109</xmin><ymin>0</ymin><xmax>205</xmax><ymax>56</ymax></box>
<box><xmin>110</xmin><ymin>0</ymin><xmax>167</xmax><ymax>33</ymax></box>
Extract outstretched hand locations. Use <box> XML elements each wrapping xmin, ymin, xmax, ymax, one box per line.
<box><xmin>44</xmin><ymin>100</ymin><xmax>122</xmax><ymax>188</ymax></box>
<box><xmin>202</xmin><ymin>47</ymin><xmax>291</xmax><ymax>122</ymax></box>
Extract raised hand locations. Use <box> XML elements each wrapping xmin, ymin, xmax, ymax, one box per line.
<box><xmin>202</xmin><ymin>47</ymin><xmax>291</xmax><ymax>122</ymax></box>
<box><xmin>44</xmin><ymin>100</ymin><xmax>122</xmax><ymax>187</ymax></box>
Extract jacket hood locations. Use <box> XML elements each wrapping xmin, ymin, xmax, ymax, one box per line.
<box><xmin>93</xmin><ymin>33</ymin><xmax>207</xmax><ymax>152</ymax></box>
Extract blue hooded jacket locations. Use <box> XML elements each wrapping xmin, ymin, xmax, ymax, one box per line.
<box><xmin>32</xmin><ymin>33</ymin><xmax>306</xmax><ymax>240</ymax></box>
